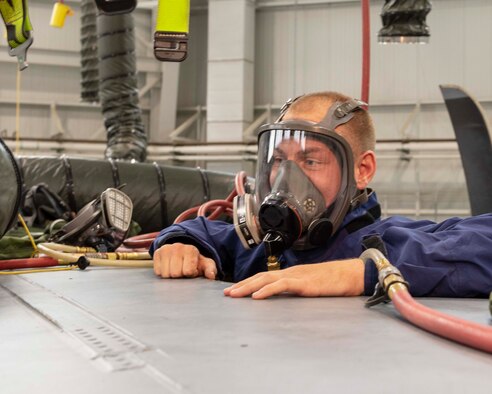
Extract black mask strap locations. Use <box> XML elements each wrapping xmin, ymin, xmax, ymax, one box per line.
<box><xmin>318</xmin><ymin>99</ymin><xmax>367</xmax><ymax>130</ymax></box>
<box><xmin>276</xmin><ymin>95</ymin><xmax>304</xmax><ymax>122</ymax></box>
<box><xmin>276</xmin><ymin>96</ymin><xmax>367</xmax><ymax>130</ymax></box>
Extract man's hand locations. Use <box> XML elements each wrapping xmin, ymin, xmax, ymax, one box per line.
<box><xmin>223</xmin><ymin>259</ymin><xmax>365</xmax><ymax>299</ymax></box>
<box><xmin>153</xmin><ymin>243</ymin><xmax>217</xmax><ymax>279</ymax></box>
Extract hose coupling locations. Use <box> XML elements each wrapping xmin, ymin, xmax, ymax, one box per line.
<box><xmin>267</xmin><ymin>255</ymin><xmax>280</xmax><ymax>271</ymax></box>
<box><xmin>359</xmin><ymin>248</ymin><xmax>409</xmax><ymax>307</ymax></box>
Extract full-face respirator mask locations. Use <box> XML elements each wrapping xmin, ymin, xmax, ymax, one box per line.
<box><xmin>233</xmin><ymin>97</ymin><xmax>369</xmax><ymax>258</ymax></box>
<box><xmin>50</xmin><ymin>187</ymin><xmax>133</xmax><ymax>252</ymax></box>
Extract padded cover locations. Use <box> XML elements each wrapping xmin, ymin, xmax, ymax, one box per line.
<box><xmin>0</xmin><ymin>138</ymin><xmax>22</xmax><ymax>238</ymax></box>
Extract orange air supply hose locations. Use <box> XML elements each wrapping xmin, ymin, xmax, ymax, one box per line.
<box><xmin>361</xmin><ymin>248</ymin><xmax>492</xmax><ymax>354</ymax></box>
<box><xmin>392</xmin><ymin>290</ymin><xmax>492</xmax><ymax>353</ymax></box>
<box><xmin>122</xmin><ymin>171</ymin><xmax>248</xmax><ymax>250</ymax></box>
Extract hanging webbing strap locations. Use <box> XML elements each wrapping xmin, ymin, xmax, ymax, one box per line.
<box><xmin>0</xmin><ymin>0</ymin><xmax>33</xmax><ymax>70</ymax></box>
<box><xmin>154</xmin><ymin>0</ymin><xmax>189</xmax><ymax>62</ymax></box>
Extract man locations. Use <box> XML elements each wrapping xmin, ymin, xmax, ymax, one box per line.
<box><xmin>151</xmin><ymin>91</ymin><xmax>492</xmax><ymax>299</ymax></box>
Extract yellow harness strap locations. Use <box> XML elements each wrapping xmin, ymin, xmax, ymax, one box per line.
<box><xmin>0</xmin><ymin>0</ymin><xmax>33</xmax><ymax>70</ymax></box>
<box><xmin>154</xmin><ymin>0</ymin><xmax>190</xmax><ymax>62</ymax></box>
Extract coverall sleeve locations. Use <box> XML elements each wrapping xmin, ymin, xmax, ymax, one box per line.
<box><xmin>363</xmin><ymin>214</ymin><xmax>492</xmax><ymax>297</ymax></box>
<box><xmin>149</xmin><ymin>217</ymin><xmax>238</xmax><ymax>280</ymax></box>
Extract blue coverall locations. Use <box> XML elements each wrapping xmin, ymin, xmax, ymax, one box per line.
<box><xmin>150</xmin><ymin>192</ymin><xmax>492</xmax><ymax>297</ymax></box>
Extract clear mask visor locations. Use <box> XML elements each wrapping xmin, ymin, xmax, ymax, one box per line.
<box><xmin>256</xmin><ymin>129</ymin><xmax>348</xmax><ymax>211</ymax></box>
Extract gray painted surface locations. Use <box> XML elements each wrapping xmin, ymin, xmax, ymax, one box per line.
<box><xmin>1</xmin><ymin>269</ymin><xmax>491</xmax><ymax>393</ymax></box>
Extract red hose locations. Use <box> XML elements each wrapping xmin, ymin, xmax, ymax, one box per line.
<box><xmin>197</xmin><ymin>199</ymin><xmax>234</xmax><ymax>220</ymax></box>
<box><xmin>122</xmin><ymin>232</ymin><xmax>160</xmax><ymax>249</ymax></box>
<box><xmin>122</xmin><ymin>169</ymin><xmax>249</xmax><ymax>250</ymax></box>
<box><xmin>234</xmin><ymin>171</ymin><xmax>247</xmax><ymax>196</ymax></box>
<box><xmin>361</xmin><ymin>0</ymin><xmax>371</xmax><ymax>105</ymax></box>
<box><xmin>173</xmin><ymin>206</ymin><xmax>200</xmax><ymax>224</ymax></box>
<box><xmin>0</xmin><ymin>257</ymin><xmax>59</xmax><ymax>270</ymax></box>
<box><xmin>392</xmin><ymin>289</ymin><xmax>492</xmax><ymax>354</ymax></box>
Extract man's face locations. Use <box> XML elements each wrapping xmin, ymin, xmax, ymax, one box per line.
<box><xmin>269</xmin><ymin>137</ymin><xmax>342</xmax><ymax>206</ymax></box>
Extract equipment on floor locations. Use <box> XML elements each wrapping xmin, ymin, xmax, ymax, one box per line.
<box><xmin>50</xmin><ymin>188</ymin><xmax>133</xmax><ymax>252</ymax></box>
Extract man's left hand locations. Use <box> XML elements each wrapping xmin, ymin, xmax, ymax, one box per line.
<box><xmin>223</xmin><ymin>259</ymin><xmax>365</xmax><ymax>299</ymax></box>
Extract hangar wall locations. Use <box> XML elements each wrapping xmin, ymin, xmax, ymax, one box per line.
<box><xmin>0</xmin><ymin>0</ymin><xmax>491</xmax><ymax>220</ymax></box>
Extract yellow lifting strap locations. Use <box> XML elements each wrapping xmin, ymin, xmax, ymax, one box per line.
<box><xmin>0</xmin><ymin>0</ymin><xmax>33</xmax><ymax>70</ymax></box>
<box><xmin>154</xmin><ymin>0</ymin><xmax>190</xmax><ymax>62</ymax></box>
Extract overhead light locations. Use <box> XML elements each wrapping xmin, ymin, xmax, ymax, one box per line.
<box><xmin>378</xmin><ymin>0</ymin><xmax>432</xmax><ymax>44</ymax></box>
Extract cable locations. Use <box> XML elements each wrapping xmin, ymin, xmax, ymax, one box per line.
<box><xmin>38</xmin><ymin>243</ymin><xmax>152</xmax><ymax>268</ymax></box>
<box><xmin>361</xmin><ymin>248</ymin><xmax>492</xmax><ymax>354</ymax></box>
<box><xmin>15</xmin><ymin>67</ymin><xmax>21</xmax><ymax>154</ymax></box>
<box><xmin>17</xmin><ymin>213</ymin><xmax>38</xmax><ymax>253</ymax></box>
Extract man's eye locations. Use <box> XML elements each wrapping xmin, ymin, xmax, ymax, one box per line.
<box><xmin>305</xmin><ymin>158</ymin><xmax>320</xmax><ymax>167</ymax></box>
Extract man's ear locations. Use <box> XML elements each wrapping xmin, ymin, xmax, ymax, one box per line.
<box><xmin>354</xmin><ymin>150</ymin><xmax>376</xmax><ymax>190</ymax></box>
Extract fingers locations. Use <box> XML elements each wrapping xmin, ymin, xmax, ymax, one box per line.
<box><xmin>153</xmin><ymin>245</ymin><xmax>169</xmax><ymax>277</ymax></box>
<box><xmin>224</xmin><ymin>272</ymin><xmax>287</xmax><ymax>299</ymax></box>
<box><xmin>251</xmin><ymin>278</ymin><xmax>297</xmax><ymax>299</ymax></box>
<box><xmin>223</xmin><ymin>273</ymin><xmax>262</xmax><ymax>296</ymax></box>
<box><xmin>199</xmin><ymin>255</ymin><xmax>217</xmax><ymax>280</ymax></box>
<box><xmin>153</xmin><ymin>243</ymin><xmax>211</xmax><ymax>279</ymax></box>
<box><xmin>181</xmin><ymin>246</ymin><xmax>200</xmax><ymax>277</ymax></box>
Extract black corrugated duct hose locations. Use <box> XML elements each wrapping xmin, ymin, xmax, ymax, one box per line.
<box><xmin>16</xmin><ymin>156</ymin><xmax>236</xmax><ymax>234</ymax></box>
<box><xmin>80</xmin><ymin>0</ymin><xmax>99</xmax><ymax>103</ymax></box>
<box><xmin>0</xmin><ymin>139</ymin><xmax>22</xmax><ymax>238</ymax></box>
<box><xmin>97</xmin><ymin>13</ymin><xmax>147</xmax><ymax>162</ymax></box>
<box><xmin>379</xmin><ymin>0</ymin><xmax>432</xmax><ymax>42</ymax></box>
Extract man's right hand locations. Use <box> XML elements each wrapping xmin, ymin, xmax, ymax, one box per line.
<box><xmin>153</xmin><ymin>243</ymin><xmax>217</xmax><ymax>279</ymax></box>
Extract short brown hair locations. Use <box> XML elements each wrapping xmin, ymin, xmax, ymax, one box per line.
<box><xmin>284</xmin><ymin>91</ymin><xmax>376</xmax><ymax>157</ymax></box>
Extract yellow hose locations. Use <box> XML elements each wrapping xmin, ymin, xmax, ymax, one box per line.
<box><xmin>37</xmin><ymin>243</ymin><xmax>153</xmax><ymax>268</ymax></box>
<box><xmin>0</xmin><ymin>266</ymin><xmax>75</xmax><ymax>275</ymax></box>
<box><xmin>15</xmin><ymin>67</ymin><xmax>21</xmax><ymax>153</ymax></box>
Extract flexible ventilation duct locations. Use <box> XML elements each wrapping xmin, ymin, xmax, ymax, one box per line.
<box><xmin>80</xmin><ymin>0</ymin><xmax>99</xmax><ymax>103</ymax></box>
<box><xmin>97</xmin><ymin>13</ymin><xmax>147</xmax><ymax>162</ymax></box>
<box><xmin>16</xmin><ymin>157</ymin><xmax>236</xmax><ymax>234</ymax></box>
<box><xmin>0</xmin><ymin>139</ymin><xmax>22</xmax><ymax>238</ymax></box>
<box><xmin>378</xmin><ymin>0</ymin><xmax>432</xmax><ymax>44</ymax></box>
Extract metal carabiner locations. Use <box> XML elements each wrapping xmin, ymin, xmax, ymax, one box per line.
<box><xmin>8</xmin><ymin>33</ymin><xmax>33</xmax><ymax>71</ymax></box>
